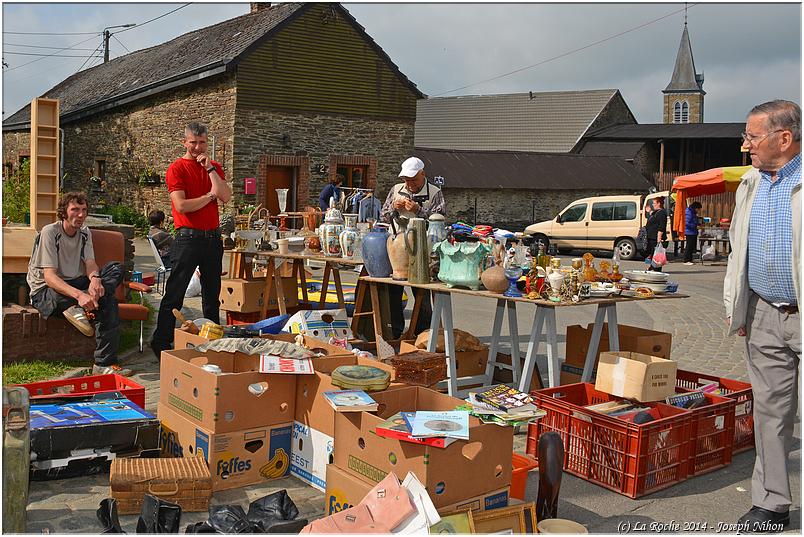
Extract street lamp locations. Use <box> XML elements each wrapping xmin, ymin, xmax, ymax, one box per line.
<box><xmin>103</xmin><ymin>24</ymin><xmax>136</xmax><ymax>63</ymax></box>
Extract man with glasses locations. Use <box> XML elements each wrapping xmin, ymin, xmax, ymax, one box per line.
<box><xmin>724</xmin><ymin>100</ymin><xmax>800</xmax><ymax>533</ymax></box>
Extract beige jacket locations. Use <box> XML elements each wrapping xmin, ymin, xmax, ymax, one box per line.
<box><xmin>723</xmin><ymin>166</ymin><xmax>801</xmax><ymax>334</ymax></box>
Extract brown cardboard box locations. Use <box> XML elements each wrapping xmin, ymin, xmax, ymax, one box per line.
<box><xmin>219</xmin><ymin>277</ymin><xmax>298</xmax><ymax>313</ymax></box>
<box><xmin>159</xmin><ymin>348</ymin><xmax>296</xmax><ymax>432</ymax></box>
<box><xmin>172</xmin><ymin>330</ymin><xmax>353</xmax><ymax>356</ymax></box>
<box><xmin>324</xmin><ymin>463</ymin><xmax>509</xmax><ymax>516</ymax></box>
<box><xmin>333</xmin><ymin>386</ymin><xmax>513</xmax><ymax>508</ymax></box>
<box><xmin>565</xmin><ymin>323</ymin><xmax>672</xmax><ymax>368</ymax></box>
<box><xmin>295</xmin><ymin>355</ymin><xmax>399</xmax><ymax>437</ymax></box>
<box><xmin>594</xmin><ymin>351</ymin><xmax>677</xmax><ymax>402</ymax></box>
<box><xmin>158</xmin><ymin>404</ymin><xmax>292</xmax><ymax>491</ymax></box>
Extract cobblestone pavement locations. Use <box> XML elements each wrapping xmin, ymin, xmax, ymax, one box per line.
<box><xmin>24</xmin><ymin>242</ymin><xmax>798</xmax><ymax>533</ymax></box>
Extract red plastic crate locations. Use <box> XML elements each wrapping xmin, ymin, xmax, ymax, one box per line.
<box><xmin>532</xmin><ymin>383</ymin><xmax>692</xmax><ymax>499</ymax></box>
<box><xmin>678</xmin><ymin>392</ymin><xmax>736</xmax><ymax>476</ymax></box>
<box><xmin>676</xmin><ymin>369</ymin><xmax>754</xmax><ymax>454</ymax></box>
<box><xmin>510</xmin><ymin>453</ymin><xmax>539</xmax><ymax>500</ymax></box>
<box><xmin>225</xmin><ymin>310</ymin><xmax>262</xmax><ymax>325</ymax></box>
<box><xmin>16</xmin><ymin>374</ymin><xmax>145</xmax><ymax>410</ymax></box>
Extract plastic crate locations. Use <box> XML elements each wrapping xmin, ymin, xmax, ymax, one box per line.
<box><xmin>510</xmin><ymin>452</ymin><xmax>539</xmax><ymax>500</ymax></box>
<box><xmin>676</xmin><ymin>369</ymin><xmax>754</xmax><ymax>454</ymax></box>
<box><xmin>16</xmin><ymin>374</ymin><xmax>145</xmax><ymax>410</ymax></box>
<box><xmin>532</xmin><ymin>383</ymin><xmax>692</xmax><ymax>499</ymax></box>
<box><xmin>675</xmin><ymin>392</ymin><xmax>736</xmax><ymax>476</ymax></box>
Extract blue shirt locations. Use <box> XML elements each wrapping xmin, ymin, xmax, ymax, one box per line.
<box><xmin>747</xmin><ymin>153</ymin><xmax>801</xmax><ymax>305</ymax></box>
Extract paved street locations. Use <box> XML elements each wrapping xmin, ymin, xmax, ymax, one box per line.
<box><xmin>24</xmin><ymin>240</ymin><xmax>800</xmax><ymax>533</ymax></box>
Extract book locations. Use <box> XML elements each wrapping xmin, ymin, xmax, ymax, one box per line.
<box><xmin>259</xmin><ymin>355</ymin><xmax>314</xmax><ymax>374</ymax></box>
<box><xmin>323</xmin><ymin>390</ymin><xmax>378</xmax><ymax>412</ymax></box>
<box><xmin>401</xmin><ymin>411</ymin><xmax>417</xmax><ymax>431</ymax></box>
<box><xmin>376</xmin><ymin>412</ymin><xmax>411</xmax><ymax>434</ymax></box>
<box><xmin>410</xmin><ymin>410</ymin><xmax>469</xmax><ymax>440</ymax></box>
<box><xmin>666</xmin><ymin>391</ymin><xmax>706</xmax><ymax>409</ymax></box>
<box><xmin>375</xmin><ymin>413</ymin><xmax>457</xmax><ymax>448</ymax></box>
<box><xmin>475</xmin><ymin>384</ymin><xmax>537</xmax><ymax>414</ymax></box>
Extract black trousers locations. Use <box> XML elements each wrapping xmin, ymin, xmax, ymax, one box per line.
<box><xmin>388</xmin><ymin>285</ymin><xmax>432</xmax><ymax>339</ymax></box>
<box><xmin>30</xmin><ymin>262</ymin><xmax>123</xmax><ymax>366</ymax></box>
<box><xmin>151</xmin><ymin>234</ymin><xmax>223</xmax><ymax>351</ymax></box>
<box><xmin>684</xmin><ymin>234</ymin><xmax>698</xmax><ymax>262</ymax></box>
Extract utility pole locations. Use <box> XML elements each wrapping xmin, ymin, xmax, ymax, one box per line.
<box><xmin>103</xmin><ymin>24</ymin><xmax>136</xmax><ymax>63</ymax></box>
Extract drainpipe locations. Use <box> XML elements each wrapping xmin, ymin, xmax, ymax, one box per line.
<box><xmin>59</xmin><ymin>128</ymin><xmax>65</xmax><ymax>190</ymax></box>
<box><xmin>211</xmin><ymin>135</ymin><xmax>216</xmax><ymax>162</ymax></box>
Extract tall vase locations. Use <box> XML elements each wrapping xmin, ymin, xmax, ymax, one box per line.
<box><xmin>387</xmin><ymin>220</ymin><xmax>409</xmax><ymax>281</ymax></box>
<box><xmin>320</xmin><ymin>203</ymin><xmax>344</xmax><ymax>257</ymax></box>
<box><xmin>339</xmin><ymin>214</ymin><xmax>360</xmax><ymax>259</ymax></box>
<box><xmin>361</xmin><ymin>224</ymin><xmax>393</xmax><ymax>278</ymax></box>
<box><xmin>433</xmin><ymin>241</ymin><xmax>491</xmax><ymax>290</ymax></box>
<box><xmin>404</xmin><ymin>218</ymin><xmax>430</xmax><ymax>284</ymax></box>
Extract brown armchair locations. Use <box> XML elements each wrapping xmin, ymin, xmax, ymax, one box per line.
<box><xmin>90</xmin><ymin>229</ymin><xmax>152</xmax><ymax>352</ymax></box>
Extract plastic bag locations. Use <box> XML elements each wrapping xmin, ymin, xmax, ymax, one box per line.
<box><xmin>185</xmin><ymin>268</ymin><xmax>202</xmax><ymax>297</ymax></box>
<box><xmin>651</xmin><ymin>243</ymin><xmax>668</xmax><ymax>267</ymax></box>
<box><xmin>701</xmin><ymin>244</ymin><xmax>716</xmax><ymax>261</ymax></box>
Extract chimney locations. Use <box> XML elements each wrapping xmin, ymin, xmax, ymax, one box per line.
<box><xmin>250</xmin><ymin>2</ymin><xmax>271</xmax><ymax>14</ymax></box>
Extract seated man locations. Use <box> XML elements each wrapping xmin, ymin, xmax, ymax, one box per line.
<box><xmin>148</xmin><ymin>209</ymin><xmax>174</xmax><ymax>268</ymax></box>
<box><xmin>26</xmin><ymin>192</ymin><xmax>131</xmax><ymax>376</ymax></box>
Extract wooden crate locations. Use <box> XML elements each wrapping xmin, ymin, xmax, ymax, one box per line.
<box><xmin>110</xmin><ymin>457</ymin><xmax>212</xmax><ymax>514</ymax></box>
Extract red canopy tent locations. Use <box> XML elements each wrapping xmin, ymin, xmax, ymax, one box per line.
<box><xmin>671</xmin><ymin>165</ymin><xmax>752</xmax><ymax>238</ymax></box>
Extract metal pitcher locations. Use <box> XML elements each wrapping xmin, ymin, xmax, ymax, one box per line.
<box><xmin>404</xmin><ymin>218</ymin><xmax>430</xmax><ymax>284</ymax></box>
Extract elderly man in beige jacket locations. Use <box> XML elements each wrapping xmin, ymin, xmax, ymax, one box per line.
<box><xmin>724</xmin><ymin>100</ymin><xmax>800</xmax><ymax>534</ymax></box>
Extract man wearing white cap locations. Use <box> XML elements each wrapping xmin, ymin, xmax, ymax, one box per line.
<box><xmin>380</xmin><ymin>156</ymin><xmax>446</xmax><ymax>336</ymax></box>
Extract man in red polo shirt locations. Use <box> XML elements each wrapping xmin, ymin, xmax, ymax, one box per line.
<box><xmin>150</xmin><ymin>121</ymin><xmax>231</xmax><ymax>356</ymax></box>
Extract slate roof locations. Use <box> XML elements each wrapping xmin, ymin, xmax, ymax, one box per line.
<box><xmin>414</xmin><ymin>147</ymin><xmax>653</xmax><ymax>191</ymax></box>
<box><xmin>3</xmin><ymin>3</ymin><xmax>423</xmax><ymax>130</ymax></box>
<box><xmin>415</xmin><ymin>89</ymin><xmax>630</xmax><ymax>153</ymax></box>
<box><xmin>586</xmin><ymin>123</ymin><xmax>744</xmax><ymax>140</ymax></box>
<box><xmin>579</xmin><ymin>141</ymin><xmax>645</xmax><ymax>159</ymax></box>
<box><xmin>664</xmin><ymin>24</ymin><xmax>705</xmax><ymax>94</ymax></box>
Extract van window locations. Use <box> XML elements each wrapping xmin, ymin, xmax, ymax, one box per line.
<box><xmin>613</xmin><ymin>202</ymin><xmax>637</xmax><ymax>220</ymax></box>
<box><xmin>591</xmin><ymin>202</ymin><xmax>614</xmax><ymax>221</ymax></box>
<box><xmin>561</xmin><ymin>203</ymin><xmax>587</xmax><ymax>223</ymax></box>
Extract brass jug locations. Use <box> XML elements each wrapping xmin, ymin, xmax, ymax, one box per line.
<box><xmin>404</xmin><ymin>218</ymin><xmax>430</xmax><ymax>284</ymax></box>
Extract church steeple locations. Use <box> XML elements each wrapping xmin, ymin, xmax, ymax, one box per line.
<box><xmin>662</xmin><ymin>16</ymin><xmax>705</xmax><ymax>123</ymax></box>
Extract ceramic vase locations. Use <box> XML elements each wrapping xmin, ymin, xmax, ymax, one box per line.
<box><xmin>387</xmin><ymin>220</ymin><xmax>409</xmax><ymax>281</ymax></box>
<box><xmin>481</xmin><ymin>264</ymin><xmax>509</xmax><ymax>293</ymax></box>
<box><xmin>320</xmin><ymin>204</ymin><xmax>344</xmax><ymax>257</ymax></box>
<box><xmin>433</xmin><ymin>240</ymin><xmax>491</xmax><ymax>290</ymax></box>
<box><xmin>547</xmin><ymin>271</ymin><xmax>565</xmax><ymax>302</ymax></box>
<box><xmin>339</xmin><ymin>214</ymin><xmax>360</xmax><ymax>259</ymax></box>
<box><xmin>361</xmin><ymin>224</ymin><xmax>393</xmax><ymax>278</ymax></box>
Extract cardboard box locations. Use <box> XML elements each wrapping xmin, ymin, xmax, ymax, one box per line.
<box><xmin>566</xmin><ymin>323</ymin><xmax>672</xmax><ymax>368</ymax></box>
<box><xmin>219</xmin><ymin>277</ymin><xmax>298</xmax><ymax>313</ymax></box>
<box><xmin>294</xmin><ymin>355</ymin><xmax>398</xmax><ymax>437</ymax></box>
<box><xmin>158</xmin><ymin>403</ymin><xmax>292</xmax><ymax>491</ymax></box>
<box><xmin>159</xmin><ymin>348</ymin><xmax>296</xmax><ymax>433</ymax></box>
<box><xmin>172</xmin><ymin>330</ymin><xmax>353</xmax><ymax>356</ymax></box>
<box><xmin>333</xmin><ymin>386</ymin><xmax>513</xmax><ymax>508</ymax></box>
<box><xmin>594</xmin><ymin>351</ymin><xmax>677</xmax><ymax>402</ymax></box>
<box><xmin>290</xmin><ymin>421</ymin><xmax>334</xmax><ymax>492</ymax></box>
<box><xmin>283</xmin><ymin>309</ymin><xmax>353</xmax><ymax>341</ymax></box>
<box><xmin>324</xmin><ymin>463</ymin><xmax>508</xmax><ymax>516</ymax></box>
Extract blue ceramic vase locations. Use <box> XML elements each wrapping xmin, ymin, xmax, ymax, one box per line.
<box><xmin>361</xmin><ymin>224</ymin><xmax>393</xmax><ymax>278</ymax></box>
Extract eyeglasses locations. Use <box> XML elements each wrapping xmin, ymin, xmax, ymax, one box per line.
<box><xmin>741</xmin><ymin>129</ymin><xmax>784</xmax><ymax>145</ymax></box>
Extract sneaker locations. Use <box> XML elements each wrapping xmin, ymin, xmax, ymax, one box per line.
<box><xmin>63</xmin><ymin>306</ymin><xmax>95</xmax><ymax>337</ymax></box>
<box><xmin>684</xmin><ymin>262</ymin><xmax>694</xmax><ymax>266</ymax></box>
<box><xmin>93</xmin><ymin>364</ymin><xmax>133</xmax><ymax>377</ymax></box>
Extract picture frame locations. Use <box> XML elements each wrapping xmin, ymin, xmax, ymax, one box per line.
<box><xmin>472</xmin><ymin>504</ymin><xmax>528</xmax><ymax>534</ymax></box>
<box><xmin>522</xmin><ymin>502</ymin><xmax>538</xmax><ymax>534</ymax></box>
<box><xmin>429</xmin><ymin>509</ymin><xmax>475</xmax><ymax>534</ymax></box>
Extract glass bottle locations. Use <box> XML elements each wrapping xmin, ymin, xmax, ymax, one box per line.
<box><xmin>537</xmin><ymin>243</ymin><xmax>551</xmax><ymax>270</ymax></box>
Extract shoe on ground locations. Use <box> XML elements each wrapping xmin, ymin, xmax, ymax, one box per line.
<box><xmin>737</xmin><ymin>506</ymin><xmax>790</xmax><ymax>534</ymax></box>
<box><xmin>93</xmin><ymin>363</ymin><xmax>133</xmax><ymax>377</ymax></box>
<box><xmin>63</xmin><ymin>306</ymin><xmax>95</xmax><ymax>337</ymax></box>
<box><xmin>684</xmin><ymin>262</ymin><xmax>695</xmax><ymax>266</ymax></box>
<box><xmin>150</xmin><ymin>341</ymin><xmax>169</xmax><ymax>360</ymax></box>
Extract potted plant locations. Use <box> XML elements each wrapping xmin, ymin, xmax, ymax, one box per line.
<box><xmin>138</xmin><ymin>168</ymin><xmax>160</xmax><ymax>186</ymax></box>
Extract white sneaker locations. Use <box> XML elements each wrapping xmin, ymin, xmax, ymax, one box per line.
<box><xmin>63</xmin><ymin>306</ymin><xmax>94</xmax><ymax>337</ymax></box>
<box><xmin>93</xmin><ymin>364</ymin><xmax>133</xmax><ymax>377</ymax></box>
<box><xmin>684</xmin><ymin>262</ymin><xmax>694</xmax><ymax>266</ymax></box>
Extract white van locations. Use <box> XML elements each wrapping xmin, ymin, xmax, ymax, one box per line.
<box><xmin>523</xmin><ymin>191</ymin><xmax>672</xmax><ymax>260</ymax></box>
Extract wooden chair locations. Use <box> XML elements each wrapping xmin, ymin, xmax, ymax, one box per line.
<box><xmin>90</xmin><ymin>229</ymin><xmax>152</xmax><ymax>352</ymax></box>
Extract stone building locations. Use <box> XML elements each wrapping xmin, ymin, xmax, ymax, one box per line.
<box><xmin>2</xmin><ymin>3</ymin><xmax>423</xmax><ymax>218</ymax></box>
<box><xmin>662</xmin><ymin>22</ymin><xmax>705</xmax><ymax>124</ymax></box>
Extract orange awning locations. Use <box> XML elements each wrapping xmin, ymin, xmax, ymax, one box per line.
<box><xmin>671</xmin><ymin>166</ymin><xmax>752</xmax><ymax>237</ymax></box>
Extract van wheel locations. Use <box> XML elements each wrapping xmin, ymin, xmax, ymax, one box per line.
<box><xmin>616</xmin><ymin>238</ymin><xmax>637</xmax><ymax>260</ymax></box>
<box><xmin>531</xmin><ymin>234</ymin><xmax>549</xmax><ymax>252</ymax></box>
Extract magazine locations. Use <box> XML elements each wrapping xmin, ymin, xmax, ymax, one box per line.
<box><xmin>410</xmin><ymin>410</ymin><xmax>469</xmax><ymax>440</ymax></box>
<box><xmin>375</xmin><ymin>412</ymin><xmax>457</xmax><ymax>448</ymax></box>
<box><xmin>475</xmin><ymin>384</ymin><xmax>536</xmax><ymax>414</ymax></box>
<box><xmin>258</xmin><ymin>355</ymin><xmax>314</xmax><ymax>374</ymax></box>
<box><xmin>323</xmin><ymin>390</ymin><xmax>378</xmax><ymax>412</ymax></box>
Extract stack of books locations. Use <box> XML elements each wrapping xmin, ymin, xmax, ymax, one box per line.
<box><xmin>463</xmin><ymin>385</ymin><xmax>545</xmax><ymax>426</ymax></box>
<box><xmin>374</xmin><ymin>410</ymin><xmax>469</xmax><ymax>448</ymax></box>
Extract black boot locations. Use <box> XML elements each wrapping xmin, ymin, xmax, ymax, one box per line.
<box><xmin>136</xmin><ymin>494</ymin><xmax>182</xmax><ymax>533</ymax></box>
<box><xmin>97</xmin><ymin>498</ymin><xmax>126</xmax><ymax>534</ymax></box>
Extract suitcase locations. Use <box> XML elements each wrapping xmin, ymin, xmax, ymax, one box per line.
<box><xmin>110</xmin><ymin>457</ymin><xmax>212</xmax><ymax>515</ymax></box>
<box><xmin>3</xmin><ymin>387</ymin><xmax>30</xmax><ymax>533</ymax></box>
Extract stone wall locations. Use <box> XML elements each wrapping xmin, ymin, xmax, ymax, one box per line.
<box><xmin>663</xmin><ymin>93</ymin><xmax>704</xmax><ymax>124</ymax></box>
<box><xmin>233</xmin><ymin>107</ymin><xmax>415</xmax><ymax>208</ymax></box>
<box><xmin>2</xmin><ymin>132</ymin><xmax>31</xmax><ymax>174</ymax></box>
<box><xmin>444</xmin><ymin>187</ymin><xmax>638</xmax><ymax>231</ymax></box>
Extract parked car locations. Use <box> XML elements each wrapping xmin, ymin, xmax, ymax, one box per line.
<box><xmin>523</xmin><ymin>191</ymin><xmax>672</xmax><ymax>260</ymax></box>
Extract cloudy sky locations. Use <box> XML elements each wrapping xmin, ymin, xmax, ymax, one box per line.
<box><xmin>2</xmin><ymin>2</ymin><xmax>801</xmax><ymax>123</ymax></box>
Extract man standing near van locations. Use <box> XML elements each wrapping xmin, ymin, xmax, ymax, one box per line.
<box><xmin>724</xmin><ymin>100</ymin><xmax>800</xmax><ymax>533</ymax></box>
<box><xmin>150</xmin><ymin>122</ymin><xmax>231</xmax><ymax>356</ymax></box>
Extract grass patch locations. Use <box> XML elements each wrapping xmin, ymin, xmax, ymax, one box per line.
<box><xmin>118</xmin><ymin>293</ymin><xmax>157</xmax><ymax>353</ymax></box>
<box><xmin>3</xmin><ymin>360</ymin><xmax>79</xmax><ymax>385</ymax></box>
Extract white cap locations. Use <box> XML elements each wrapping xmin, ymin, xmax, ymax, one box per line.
<box><xmin>398</xmin><ymin>157</ymin><xmax>424</xmax><ymax>178</ymax></box>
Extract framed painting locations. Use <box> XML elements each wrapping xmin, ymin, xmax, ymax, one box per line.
<box><xmin>429</xmin><ymin>509</ymin><xmax>475</xmax><ymax>534</ymax></box>
<box><xmin>472</xmin><ymin>504</ymin><xmax>527</xmax><ymax>534</ymax></box>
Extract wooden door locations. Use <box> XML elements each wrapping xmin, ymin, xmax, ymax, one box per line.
<box><xmin>264</xmin><ymin>166</ymin><xmax>295</xmax><ymax>215</ymax></box>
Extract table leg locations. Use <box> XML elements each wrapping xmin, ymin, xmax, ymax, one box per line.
<box><xmin>296</xmin><ymin>259</ymin><xmax>308</xmax><ymax>304</ymax></box>
<box><xmin>439</xmin><ymin>293</ymin><xmax>458</xmax><ymax>396</ymax></box>
<box><xmin>483</xmin><ymin>299</ymin><xmax>507</xmax><ymax>385</ymax></box>
<box><xmin>507</xmin><ymin>301</ymin><xmax>522</xmax><ymax>385</ymax></box>
<box><xmin>606</xmin><ymin>304</ymin><xmax>620</xmax><ymax>352</ymax></box>
<box><xmin>319</xmin><ymin>263</ymin><xmax>332</xmax><ymax>309</ymax></box>
<box><xmin>274</xmin><ymin>260</ymin><xmax>287</xmax><ymax>316</ymax></box>
<box><xmin>260</xmin><ymin>260</ymin><xmax>276</xmax><ymax>319</ymax></box>
<box><xmin>519</xmin><ymin>307</ymin><xmax>546</xmax><ymax>392</ymax></box>
<box><xmin>580</xmin><ymin>304</ymin><xmax>608</xmax><ymax>383</ymax></box>
<box><xmin>544</xmin><ymin>308</ymin><xmax>559</xmax><ymax>387</ymax></box>
<box><xmin>426</xmin><ymin>292</ymin><xmax>444</xmax><ymax>352</ymax></box>
<box><xmin>332</xmin><ymin>264</ymin><xmax>345</xmax><ymax>309</ymax></box>
<box><xmin>403</xmin><ymin>288</ymin><xmax>425</xmax><ymax>341</ymax></box>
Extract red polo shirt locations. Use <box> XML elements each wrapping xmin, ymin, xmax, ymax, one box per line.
<box><xmin>166</xmin><ymin>157</ymin><xmax>224</xmax><ymax>231</ymax></box>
